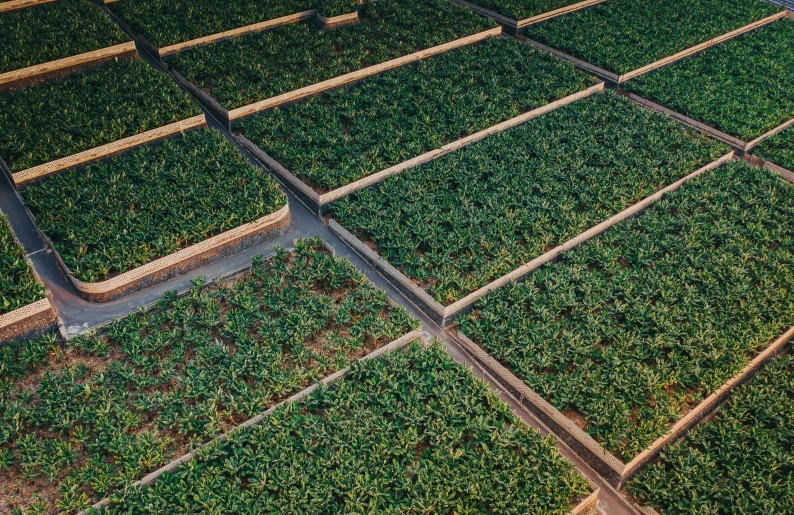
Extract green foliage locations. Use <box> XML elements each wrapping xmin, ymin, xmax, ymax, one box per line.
<box><xmin>465</xmin><ymin>0</ymin><xmax>588</xmax><ymax>21</ymax></box>
<box><xmin>236</xmin><ymin>37</ymin><xmax>595</xmax><ymax>191</ymax></box>
<box><xmin>110</xmin><ymin>0</ymin><xmax>358</xmax><ymax>48</ymax></box>
<box><xmin>0</xmin><ymin>58</ymin><xmax>200</xmax><ymax>172</ymax></box>
<box><xmin>103</xmin><ymin>342</ymin><xmax>590</xmax><ymax>514</ymax></box>
<box><xmin>164</xmin><ymin>0</ymin><xmax>494</xmax><ymax>109</ymax></box>
<box><xmin>458</xmin><ymin>162</ymin><xmax>794</xmax><ymax>461</ymax></box>
<box><xmin>0</xmin><ymin>0</ymin><xmax>128</xmax><ymax>74</ymax></box>
<box><xmin>331</xmin><ymin>93</ymin><xmax>728</xmax><ymax>304</ymax></box>
<box><xmin>626</xmin><ymin>19</ymin><xmax>794</xmax><ymax>141</ymax></box>
<box><xmin>755</xmin><ymin>126</ymin><xmax>794</xmax><ymax>172</ymax></box>
<box><xmin>524</xmin><ymin>0</ymin><xmax>780</xmax><ymax>75</ymax></box>
<box><xmin>20</xmin><ymin>129</ymin><xmax>286</xmax><ymax>283</ymax></box>
<box><xmin>0</xmin><ymin>214</ymin><xmax>45</xmax><ymax>315</ymax></box>
<box><xmin>0</xmin><ymin>239</ymin><xmax>418</xmax><ymax>514</ymax></box>
<box><xmin>628</xmin><ymin>354</ymin><xmax>794</xmax><ymax>514</ymax></box>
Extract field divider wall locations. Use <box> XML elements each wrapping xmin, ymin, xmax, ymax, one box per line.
<box><xmin>619</xmin><ymin>90</ymin><xmax>748</xmax><ymax>149</ymax></box>
<box><xmin>158</xmin><ymin>10</ymin><xmax>320</xmax><ymax>57</ymax></box>
<box><xmin>227</xmin><ymin>27</ymin><xmax>503</xmax><ymax>122</ymax></box>
<box><xmin>0</xmin><ymin>297</ymin><xmax>57</xmax><ymax>344</ymax></box>
<box><xmin>742</xmin><ymin>153</ymin><xmax>794</xmax><ymax>183</ymax></box>
<box><xmin>11</xmin><ymin>115</ymin><xmax>207</xmax><ymax>186</ymax></box>
<box><xmin>40</xmin><ymin>204</ymin><xmax>290</xmax><ymax>303</ymax></box>
<box><xmin>238</xmin><ymin>82</ymin><xmax>603</xmax><ymax>214</ymax></box>
<box><xmin>75</xmin><ymin>328</ymin><xmax>424</xmax><ymax>515</ymax></box>
<box><xmin>617</xmin><ymin>11</ymin><xmax>788</xmax><ymax>83</ymax></box>
<box><xmin>0</xmin><ymin>41</ymin><xmax>137</xmax><ymax>90</ymax></box>
<box><xmin>745</xmin><ymin>115</ymin><xmax>794</xmax><ymax>152</ymax></box>
<box><xmin>451</xmin><ymin>0</ymin><xmax>607</xmax><ymax>29</ymax></box>
<box><xmin>517</xmin><ymin>35</ymin><xmax>619</xmax><ymax>82</ymax></box>
<box><xmin>452</xmin><ymin>318</ymin><xmax>794</xmax><ymax>489</ymax></box>
<box><xmin>330</xmin><ymin>151</ymin><xmax>734</xmax><ymax>326</ymax></box>
<box><xmin>0</xmin><ymin>0</ymin><xmax>56</xmax><ymax>13</ymax></box>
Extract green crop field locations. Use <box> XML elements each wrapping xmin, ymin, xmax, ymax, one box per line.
<box><xmin>0</xmin><ymin>0</ymin><xmax>129</xmax><ymax>74</ymax></box>
<box><xmin>0</xmin><ymin>239</ymin><xmax>417</xmax><ymax>514</ymax></box>
<box><xmin>626</xmin><ymin>19</ymin><xmax>794</xmax><ymax>141</ymax></box>
<box><xmin>458</xmin><ymin>162</ymin><xmax>794</xmax><ymax>461</ymax></box>
<box><xmin>524</xmin><ymin>0</ymin><xmax>780</xmax><ymax>75</ymax></box>
<box><xmin>235</xmin><ymin>37</ymin><xmax>595</xmax><ymax>192</ymax></box>
<box><xmin>0</xmin><ymin>58</ymin><xmax>200</xmax><ymax>172</ymax></box>
<box><xmin>109</xmin><ymin>0</ymin><xmax>357</xmax><ymax>48</ymax></box>
<box><xmin>0</xmin><ymin>214</ymin><xmax>45</xmax><ymax>316</ymax></box>
<box><xmin>102</xmin><ymin>342</ymin><xmax>591</xmax><ymax>514</ymax></box>
<box><xmin>20</xmin><ymin>129</ymin><xmax>286</xmax><ymax>283</ymax></box>
<box><xmin>466</xmin><ymin>0</ymin><xmax>592</xmax><ymax>21</ymax></box>
<box><xmin>331</xmin><ymin>93</ymin><xmax>728</xmax><ymax>304</ymax></box>
<box><xmin>163</xmin><ymin>0</ymin><xmax>494</xmax><ymax>110</ymax></box>
<box><xmin>755</xmin><ymin>126</ymin><xmax>794</xmax><ymax>171</ymax></box>
<box><xmin>628</xmin><ymin>354</ymin><xmax>794</xmax><ymax>514</ymax></box>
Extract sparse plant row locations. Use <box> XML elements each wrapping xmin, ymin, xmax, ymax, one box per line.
<box><xmin>331</xmin><ymin>93</ymin><xmax>728</xmax><ymax>304</ymax></box>
<box><xmin>0</xmin><ymin>0</ymin><xmax>129</xmax><ymax>74</ymax></box>
<box><xmin>524</xmin><ymin>0</ymin><xmax>780</xmax><ymax>75</ymax></box>
<box><xmin>625</xmin><ymin>19</ymin><xmax>794</xmax><ymax>141</ymax></box>
<box><xmin>236</xmin><ymin>37</ymin><xmax>596</xmax><ymax>192</ymax></box>
<box><xmin>19</xmin><ymin>128</ymin><xmax>286</xmax><ymax>283</ymax></box>
<box><xmin>0</xmin><ymin>58</ymin><xmax>200</xmax><ymax>173</ymax></box>
<box><xmin>0</xmin><ymin>214</ymin><xmax>45</xmax><ymax>316</ymax></box>
<box><xmin>109</xmin><ymin>0</ymin><xmax>358</xmax><ymax>48</ymax></box>
<box><xmin>627</xmin><ymin>353</ymin><xmax>794</xmax><ymax>514</ymax></box>
<box><xmin>755</xmin><ymin>126</ymin><xmax>794</xmax><ymax>171</ymax></box>
<box><xmin>102</xmin><ymin>342</ymin><xmax>591</xmax><ymax>515</ymax></box>
<box><xmin>164</xmin><ymin>0</ymin><xmax>495</xmax><ymax>110</ymax></box>
<box><xmin>0</xmin><ymin>239</ymin><xmax>418</xmax><ymax>515</ymax></box>
<box><xmin>458</xmin><ymin>161</ymin><xmax>794</xmax><ymax>462</ymax></box>
<box><xmin>465</xmin><ymin>0</ymin><xmax>593</xmax><ymax>21</ymax></box>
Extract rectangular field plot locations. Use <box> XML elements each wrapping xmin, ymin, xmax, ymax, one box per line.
<box><xmin>0</xmin><ymin>239</ymin><xmax>419</xmax><ymax>514</ymax></box>
<box><xmin>109</xmin><ymin>0</ymin><xmax>357</xmax><ymax>49</ymax></box>
<box><xmin>100</xmin><ymin>342</ymin><xmax>596</xmax><ymax>515</ymax></box>
<box><xmin>19</xmin><ymin>128</ymin><xmax>288</xmax><ymax>301</ymax></box>
<box><xmin>0</xmin><ymin>0</ymin><xmax>129</xmax><ymax>75</ymax></box>
<box><xmin>330</xmin><ymin>93</ymin><xmax>728</xmax><ymax>310</ymax></box>
<box><xmin>234</xmin><ymin>37</ymin><xmax>596</xmax><ymax>200</ymax></box>
<box><xmin>754</xmin><ymin>126</ymin><xmax>794</xmax><ymax>173</ymax></box>
<box><xmin>628</xmin><ymin>353</ymin><xmax>794</xmax><ymax>514</ymax></box>
<box><xmin>457</xmin><ymin>162</ymin><xmax>794</xmax><ymax>483</ymax></box>
<box><xmin>163</xmin><ymin>0</ymin><xmax>495</xmax><ymax>111</ymax></box>
<box><xmin>624</xmin><ymin>18</ymin><xmax>794</xmax><ymax>143</ymax></box>
<box><xmin>523</xmin><ymin>0</ymin><xmax>782</xmax><ymax>76</ymax></box>
<box><xmin>0</xmin><ymin>57</ymin><xmax>201</xmax><ymax>176</ymax></box>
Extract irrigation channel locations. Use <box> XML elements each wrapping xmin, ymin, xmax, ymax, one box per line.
<box><xmin>0</xmin><ymin>35</ymin><xmax>642</xmax><ymax>515</ymax></box>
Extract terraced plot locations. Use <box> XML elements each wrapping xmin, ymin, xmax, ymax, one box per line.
<box><xmin>0</xmin><ymin>214</ymin><xmax>45</xmax><ymax>315</ymax></box>
<box><xmin>20</xmin><ymin>129</ymin><xmax>285</xmax><ymax>283</ymax></box>
<box><xmin>628</xmin><ymin>354</ymin><xmax>794</xmax><ymax>514</ymax></box>
<box><xmin>458</xmin><ymin>162</ymin><xmax>794</xmax><ymax>461</ymax></box>
<box><xmin>102</xmin><ymin>342</ymin><xmax>593</xmax><ymax>514</ymax></box>
<box><xmin>1</xmin><ymin>0</ymin><xmax>129</xmax><ymax>74</ymax></box>
<box><xmin>109</xmin><ymin>0</ymin><xmax>358</xmax><ymax>48</ymax></box>
<box><xmin>625</xmin><ymin>19</ymin><xmax>794</xmax><ymax>141</ymax></box>
<box><xmin>0</xmin><ymin>239</ymin><xmax>418</xmax><ymax>514</ymax></box>
<box><xmin>164</xmin><ymin>0</ymin><xmax>494</xmax><ymax>110</ymax></box>
<box><xmin>524</xmin><ymin>0</ymin><xmax>780</xmax><ymax>75</ymax></box>
<box><xmin>331</xmin><ymin>93</ymin><xmax>728</xmax><ymax>304</ymax></box>
<box><xmin>235</xmin><ymin>37</ymin><xmax>596</xmax><ymax>192</ymax></box>
<box><xmin>0</xmin><ymin>58</ymin><xmax>200</xmax><ymax>172</ymax></box>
